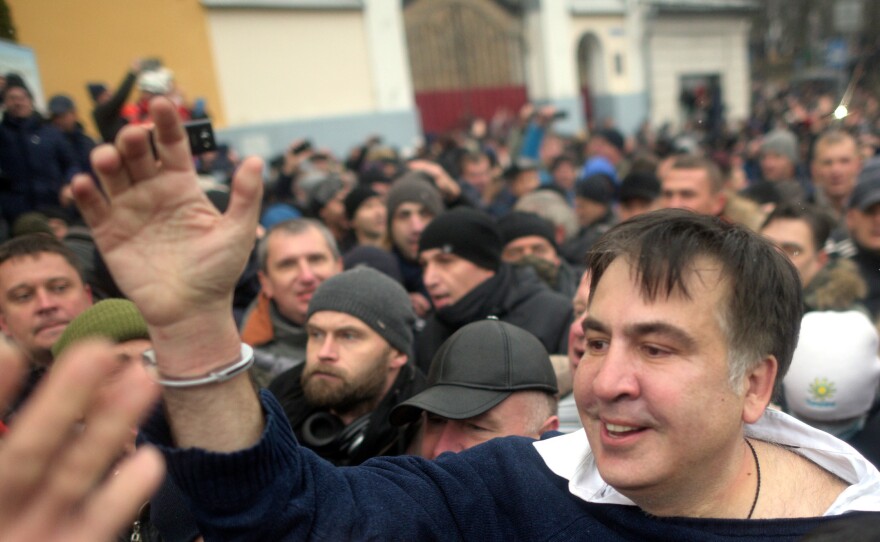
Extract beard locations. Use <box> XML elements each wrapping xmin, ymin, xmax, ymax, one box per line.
<box><xmin>301</xmin><ymin>348</ymin><xmax>391</xmax><ymax>416</ymax></box>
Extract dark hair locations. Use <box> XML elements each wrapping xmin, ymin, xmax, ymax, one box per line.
<box><xmin>0</xmin><ymin>234</ymin><xmax>84</xmax><ymax>280</ymax></box>
<box><xmin>760</xmin><ymin>202</ymin><xmax>834</xmax><ymax>253</ymax></box>
<box><xmin>459</xmin><ymin>150</ymin><xmax>489</xmax><ymax>169</ymax></box>
<box><xmin>550</xmin><ymin>154</ymin><xmax>576</xmax><ymax>172</ymax></box>
<box><xmin>588</xmin><ymin>209</ymin><xmax>802</xmax><ymax>390</ymax></box>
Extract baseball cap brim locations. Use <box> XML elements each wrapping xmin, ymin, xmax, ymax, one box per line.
<box><xmin>389</xmin><ymin>384</ymin><xmax>512</xmax><ymax>426</ymax></box>
<box><xmin>856</xmin><ymin>190</ymin><xmax>880</xmax><ymax>212</ymax></box>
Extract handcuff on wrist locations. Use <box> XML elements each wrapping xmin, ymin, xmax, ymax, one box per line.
<box><xmin>141</xmin><ymin>343</ymin><xmax>254</xmax><ymax>388</ymax></box>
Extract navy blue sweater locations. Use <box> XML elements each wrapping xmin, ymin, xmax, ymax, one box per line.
<box><xmin>142</xmin><ymin>390</ymin><xmax>875</xmax><ymax>541</ymax></box>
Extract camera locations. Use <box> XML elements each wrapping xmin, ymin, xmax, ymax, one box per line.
<box><xmin>183</xmin><ymin>119</ymin><xmax>217</xmax><ymax>156</ymax></box>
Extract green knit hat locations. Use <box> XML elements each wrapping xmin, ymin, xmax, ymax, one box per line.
<box><xmin>51</xmin><ymin>299</ymin><xmax>150</xmax><ymax>358</ymax></box>
<box><xmin>12</xmin><ymin>212</ymin><xmax>53</xmax><ymax>238</ymax></box>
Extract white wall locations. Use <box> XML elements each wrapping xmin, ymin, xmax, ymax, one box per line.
<box><xmin>647</xmin><ymin>15</ymin><xmax>751</xmax><ymax>129</ymax></box>
<box><xmin>205</xmin><ymin>9</ymin><xmax>376</xmax><ymax>125</ymax></box>
<box><xmin>569</xmin><ymin>14</ymin><xmax>635</xmax><ymax>95</ymax></box>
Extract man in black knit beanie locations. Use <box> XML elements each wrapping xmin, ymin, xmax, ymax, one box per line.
<box><xmin>415</xmin><ymin>206</ymin><xmax>572</xmax><ymax>373</ymax></box>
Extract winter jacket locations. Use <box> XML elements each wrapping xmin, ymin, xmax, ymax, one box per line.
<box><xmin>93</xmin><ymin>70</ymin><xmax>137</xmax><ymax>143</ymax></box>
<box><xmin>241</xmin><ymin>293</ymin><xmax>309</xmax><ymax>387</ymax></box>
<box><xmin>268</xmin><ymin>362</ymin><xmax>425</xmax><ymax>466</ymax></box>
<box><xmin>803</xmin><ymin>257</ymin><xmax>868</xmax><ymax>314</ymax></box>
<box><xmin>0</xmin><ymin>113</ymin><xmax>79</xmax><ymax>222</ymax></box>
<box><xmin>415</xmin><ymin>264</ymin><xmax>572</xmax><ymax>373</ymax></box>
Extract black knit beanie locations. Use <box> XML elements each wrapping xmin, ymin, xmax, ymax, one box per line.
<box><xmin>344</xmin><ymin>184</ymin><xmax>380</xmax><ymax>221</ymax></box>
<box><xmin>307</xmin><ymin>267</ymin><xmax>415</xmax><ymax>355</ymax></box>
<box><xmin>576</xmin><ymin>174</ymin><xmax>615</xmax><ymax>205</ymax></box>
<box><xmin>497</xmin><ymin>211</ymin><xmax>557</xmax><ymax>249</ymax></box>
<box><xmin>418</xmin><ymin>207</ymin><xmax>502</xmax><ymax>271</ymax></box>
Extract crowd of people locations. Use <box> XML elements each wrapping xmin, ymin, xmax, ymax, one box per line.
<box><xmin>0</xmin><ymin>58</ymin><xmax>879</xmax><ymax>540</ymax></box>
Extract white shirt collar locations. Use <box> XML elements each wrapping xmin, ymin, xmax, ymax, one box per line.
<box><xmin>533</xmin><ymin>408</ymin><xmax>880</xmax><ymax>514</ymax></box>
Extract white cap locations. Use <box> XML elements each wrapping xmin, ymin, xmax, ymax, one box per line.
<box><xmin>783</xmin><ymin>311</ymin><xmax>880</xmax><ymax>429</ymax></box>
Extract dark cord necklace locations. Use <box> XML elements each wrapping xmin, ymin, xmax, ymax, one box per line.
<box><xmin>745</xmin><ymin>438</ymin><xmax>761</xmax><ymax>519</ymax></box>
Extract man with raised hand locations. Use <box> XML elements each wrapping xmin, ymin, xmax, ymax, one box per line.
<box><xmin>63</xmin><ymin>100</ymin><xmax>880</xmax><ymax>540</ymax></box>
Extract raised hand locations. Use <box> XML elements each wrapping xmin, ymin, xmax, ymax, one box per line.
<box><xmin>72</xmin><ymin>98</ymin><xmax>263</xmax><ymax>331</ymax></box>
<box><xmin>0</xmin><ymin>341</ymin><xmax>164</xmax><ymax>542</ymax></box>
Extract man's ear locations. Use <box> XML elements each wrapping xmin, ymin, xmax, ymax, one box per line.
<box><xmin>742</xmin><ymin>355</ymin><xmax>778</xmax><ymax>424</ymax></box>
<box><xmin>817</xmin><ymin>249</ymin><xmax>829</xmax><ymax>269</ymax></box>
<box><xmin>554</xmin><ymin>225</ymin><xmax>566</xmax><ymax>247</ymax></box>
<box><xmin>257</xmin><ymin>270</ymin><xmax>273</xmax><ymax>299</ymax></box>
<box><xmin>389</xmin><ymin>348</ymin><xmax>408</xmax><ymax>370</ymax></box>
<box><xmin>712</xmin><ymin>191</ymin><xmax>728</xmax><ymax>217</ymax></box>
<box><xmin>537</xmin><ymin>415</ymin><xmax>560</xmax><ymax>436</ymax></box>
<box><xmin>846</xmin><ymin>209</ymin><xmax>857</xmax><ymax>233</ymax></box>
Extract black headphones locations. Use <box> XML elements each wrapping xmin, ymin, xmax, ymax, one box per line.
<box><xmin>299</xmin><ymin>411</ymin><xmax>371</xmax><ymax>460</ymax></box>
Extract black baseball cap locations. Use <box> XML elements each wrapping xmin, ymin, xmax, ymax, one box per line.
<box><xmin>390</xmin><ymin>319</ymin><xmax>558</xmax><ymax>425</ymax></box>
<box><xmin>849</xmin><ymin>174</ymin><xmax>880</xmax><ymax>212</ymax></box>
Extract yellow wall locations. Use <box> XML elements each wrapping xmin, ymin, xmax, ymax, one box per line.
<box><xmin>7</xmin><ymin>0</ymin><xmax>224</xmax><ymax>137</ymax></box>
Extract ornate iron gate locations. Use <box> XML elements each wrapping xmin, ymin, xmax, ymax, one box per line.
<box><xmin>404</xmin><ymin>0</ymin><xmax>527</xmax><ymax>134</ymax></box>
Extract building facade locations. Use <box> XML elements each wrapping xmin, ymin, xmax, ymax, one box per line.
<box><xmin>5</xmin><ymin>0</ymin><xmax>755</xmax><ymax>156</ymax></box>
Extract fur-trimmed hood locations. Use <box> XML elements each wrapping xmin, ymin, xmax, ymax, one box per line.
<box><xmin>804</xmin><ymin>258</ymin><xmax>868</xmax><ymax>313</ymax></box>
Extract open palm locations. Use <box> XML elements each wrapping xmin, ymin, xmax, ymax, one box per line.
<box><xmin>73</xmin><ymin>99</ymin><xmax>263</xmax><ymax>328</ymax></box>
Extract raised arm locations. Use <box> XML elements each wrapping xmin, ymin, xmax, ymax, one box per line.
<box><xmin>72</xmin><ymin>97</ymin><xmax>265</xmax><ymax>452</ymax></box>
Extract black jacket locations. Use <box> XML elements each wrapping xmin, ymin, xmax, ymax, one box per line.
<box><xmin>267</xmin><ymin>362</ymin><xmax>425</xmax><ymax>466</ymax></box>
<box><xmin>0</xmin><ymin>113</ymin><xmax>79</xmax><ymax>222</ymax></box>
<box><xmin>62</xmin><ymin>123</ymin><xmax>97</xmax><ymax>175</ymax></box>
<box><xmin>92</xmin><ymin>70</ymin><xmax>137</xmax><ymax>143</ymax></box>
<box><xmin>415</xmin><ymin>264</ymin><xmax>573</xmax><ymax>373</ymax></box>
<box><xmin>561</xmin><ymin>210</ymin><xmax>616</xmax><ymax>267</ymax></box>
